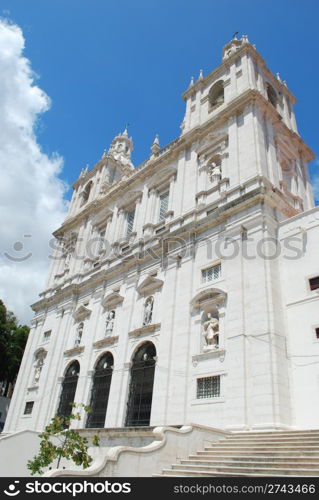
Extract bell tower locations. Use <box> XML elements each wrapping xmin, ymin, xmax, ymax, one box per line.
<box><xmin>107</xmin><ymin>127</ymin><xmax>134</xmax><ymax>169</ymax></box>
<box><xmin>180</xmin><ymin>35</ymin><xmax>315</xmax><ymax>218</ymax></box>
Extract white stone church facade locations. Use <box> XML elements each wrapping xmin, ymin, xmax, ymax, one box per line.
<box><xmin>4</xmin><ymin>36</ymin><xmax>319</xmax><ymax>435</ymax></box>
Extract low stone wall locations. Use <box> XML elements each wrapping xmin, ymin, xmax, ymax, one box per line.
<box><xmin>0</xmin><ymin>430</ymin><xmax>40</xmax><ymax>477</ymax></box>
<box><xmin>44</xmin><ymin>424</ymin><xmax>229</xmax><ymax>477</ymax></box>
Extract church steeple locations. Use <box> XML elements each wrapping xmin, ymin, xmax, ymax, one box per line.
<box><xmin>108</xmin><ymin>127</ymin><xmax>134</xmax><ymax>168</ymax></box>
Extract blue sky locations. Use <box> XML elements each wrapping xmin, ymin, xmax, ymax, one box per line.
<box><xmin>2</xmin><ymin>0</ymin><xmax>319</xmax><ymax>198</ymax></box>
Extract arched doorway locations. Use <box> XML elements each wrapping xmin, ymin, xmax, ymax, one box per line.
<box><xmin>86</xmin><ymin>352</ymin><xmax>114</xmax><ymax>428</ymax></box>
<box><xmin>125</xmin><ymin>342</ymin><xmax>156</xmax><ymax>427</ymax></box>
<box><xmin>57</xmin><ymin>361</ymin><xmax>80</xmax><ymax>418</ymax></box>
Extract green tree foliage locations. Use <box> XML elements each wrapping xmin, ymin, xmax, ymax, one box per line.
<box><xmin>27</xmin><ymin>403</ymin><xmax>100</xmax><ymax>475</ymax></box>
<box><xmin>0</xmin><ymin>299</ymin><xmax>29</xmax><ymax>396</ymax></box>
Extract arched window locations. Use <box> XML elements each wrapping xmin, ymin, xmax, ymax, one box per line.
<box><xmin>266</xmin><ymin>84</ymin><xmax>278</xmax><ymax>109</ymax></box>
<box><xmin>81</xmin><ymin>181</ymin><xmax>92</xmax><ymax>206</ymax></box>
<box><xmin>57</xmin><ymin>361</ymin><xmax>80</xmax><ymax>419</ymax></box>
<box><xmin>125</xmin><ymin>342</ymin><xmax>156</xmax><ymax>426</ymax></box>
<box><xmin>208</xmin><ymin>80</ymin><xmax>224</xmax><ymax>108</ymax></box>
<box><xmin>86</xmin><ymin>352</ymin><xmax>114</xmax><ymax>428</ymax></box>
<box><xmin>143</xmin><ymin>296</ymin><xmax>154</xmax><ymax>326</ymax></box>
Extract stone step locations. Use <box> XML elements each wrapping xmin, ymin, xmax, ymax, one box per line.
<box><xmin>154</xmin><ymin>469</ymin><xmax>317</xmax><ymax>477</ymax></box>
<box><xmin>205</xmin><ymin>445</ymin><xmax>319</xmax><ymax>451</ymax></box>
<box><xmin>222</xmin><ymin>437</ymin><xmax>319</xmax><ymax>444</ymax></box>
<box><xmin>160</xmin><ymin>465</ymin><xmax>319</xmax><ymax>476</ymax></box>
<box><xmin>229</xmin><ymin>430</ymin><xmax>319</xmax><ymax>437</ymax></box>
<box><xmin>179</xmin><ymin>459</ymin><xmax>319</xmax><ymax>469</ymax></box>
<box><xmin>197</xmin><ymin>449</ymin><xmax>319</xmax><ymax>456</ymax></box>
<box><xmin>189</xmin><ymin>454</ymin><xmax>319</xmax><ymax>463</ymax></box>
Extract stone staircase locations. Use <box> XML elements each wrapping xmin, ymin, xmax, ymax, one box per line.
<box><xmin>154</xmin><ymin>430</ymin><xmax>319</xmax><ymax>477</ymax></box>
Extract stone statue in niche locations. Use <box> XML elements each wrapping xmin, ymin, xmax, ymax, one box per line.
<box><xmin>74</xmin><ymin>323</ymin><xmax>83</xmax><ymax>347</ymax></box>
<box><xmin>33</xmin><ymin>351</ymin><xmax>46</xmax><ymax>385</ymax></box>
<box><xmin>143</xmin><ymin>296</ymin><xmax>154</xmax><ymax>326</ymax></box>
<box><xmin>208</xmin><ymin>162</ymin><xmax>222</xmax><ymax>183</ymax></box>
<box><xmin>105</xmin><ymin>310</ymin><xmax>115</xmax><ymax>335</ymax></box>
<box><xmin>202</xmin><ymin>313</ymin><xmax>219</xmax><ymax>351</ymax></box>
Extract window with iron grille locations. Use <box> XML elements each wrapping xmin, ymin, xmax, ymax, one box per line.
<box><xmin>159</xmin><ymin>191</ymin><xmax>169</xmax><ymax>221</ymax></box>
<box><xmin>201</xmin><ymin>263</ymin><xmax>221</xmax><ymax>283</ymax></box>
<box><xmin>126</xmin><ymin>209</ymin><xmax>135</xmax><ymax>235</ymax></box>
<box><xmin>197</xmin><ymin>376</ymin><xmax>220</xmax><ymax>399</ymax></box>
<box><xmin>43</xmin><ymin>330</ymin><xmax>51</xmax><ymax>341</ymax></box>
<box><xmin>24</xmin><ymin>401</ymin><xmax>34</xmax><ymax>415</ymax></box>
<box><xmin>309</xmin><ymin>276</ymin><xmax>319</xmax><ymax>291</ymax></box>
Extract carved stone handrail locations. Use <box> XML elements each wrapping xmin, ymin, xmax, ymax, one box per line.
<box><xmin>128</xmin><ymin>323</ymin><xmax>161</xmax><ymax>338</ymax></box>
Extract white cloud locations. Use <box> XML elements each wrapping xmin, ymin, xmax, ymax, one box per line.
<box><xmin>0</xmin><ymin>19</ymin><xmax>68</xmax><ymax>324</ymax></box>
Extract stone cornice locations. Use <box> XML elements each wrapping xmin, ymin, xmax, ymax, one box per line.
<box><xmin>64</xmin><ymin>346</ymin><xmax>85</xmax><ymax>357</ymax></box>
<box><xmin>32</xmin><ymin>177</ymin><xmax>303</xmax><ymax>314</ymax></box>
<box><xmin>53</xmin><ymin>89</ymin><xmax>312</xmax><ymax>239</ymax></box>
<box><xmin>128</xmin><ymin>323</ymin><xmax>161</xmax><ymax>338</ymax></box>
<box><xmin>93</xmin><ymin>336</ymin><xmax>119</xmax><ymax>349</ymax></box>
<box><xmin>192</xmin><ymin>349</ymin><xmax>226</xmax><ymax>365</ymax></box>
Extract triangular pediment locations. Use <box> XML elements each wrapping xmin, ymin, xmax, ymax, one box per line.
<box><xmin>191</xmin><ymin>287</ymin><xmax>226</xmax><ymax>310</ymax></box>
<box><xmin>148</xmin><ymin>167</ymin><xmax>177</xmax><ymax>191</ymax></box>
<box><xmin>196</xmin><ymin>129</ymin><xmax>228</xmax><ymax>158</ymax></box>
<box><xmin>102</xmin><ymin>291</ymin><xmax>124</xmax><ymax>309</ymax></box>
<box><xmin>118</xmin><ymin>190</ymin><xmax>143</xmax><ymax>210</ymax></box>
<box><xmin>73</xmin><ymin>305</ymin><xmax>92</xmax><ymax>322</ymax></box>
<box><xmin>137</xmin><ymin>275</ymin><xmax>163</xmax><ymax>296</ymax></box>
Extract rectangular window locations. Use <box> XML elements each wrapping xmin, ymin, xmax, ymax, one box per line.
<box><xmin>309</xmin><ymin>277</ymin><xmax>319</xmax><ymax>291</ymax></box>
<box><xmin>159</xmin><ymin>191</ymin><xmax>169</xmax><ymax>221</ymax></box>
<box><xmin>43</xmin><ymin>330</ymin><xmax>51</xmax><ymax>341</ymax></box>
<box><xmin>197</xmin><ymin>376</ymin><xmax>220</xmax><ymax>399</ymax></box>
<box><xmin>126</xmin><ymin>209</ymin><xmax>135</xmax><ymax>235</ymax></box>
<box><xmin>202</xmin><ymin>263</ymin><xmax>221</xmax><ymax>283</ymax></box>
<box><xmin>24</xmin><ymin>401</ymin><xmax>34</xmax><ymax>415</ymax></box>
<box><xmin>316</xmin><ymin>328</ymin><xmax>319</xmax><ymax>340</ymax></box>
